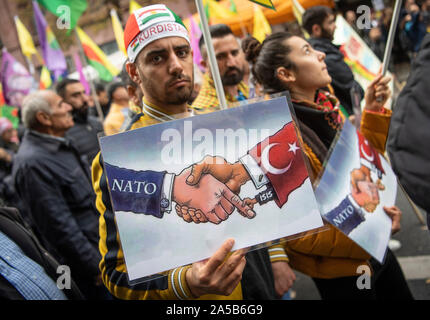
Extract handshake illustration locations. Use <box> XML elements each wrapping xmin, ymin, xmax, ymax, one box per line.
<box><xmin>172</xmin><ymin>156</ymin><xmax>257</xmax><ymax>224</ymax></box>
<box><xmin>350</xmin><ymin>165</ymin><xmax>385</xmax><ymax>213</ymax></box>
<box><xmin>105</xmin><ymin>122</ymin><xmax>309</xmax><ymax>225</ymax></box>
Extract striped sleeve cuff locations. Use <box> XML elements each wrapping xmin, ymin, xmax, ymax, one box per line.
<box><xmin>268</xmin><ymin>245</ymin><xmax>289</xmax><ymax>263</ymax></box>
<box><xmin>168</xmin><ymin>265</ymin><xmax>194</xmax><ymax>300</ymax></box>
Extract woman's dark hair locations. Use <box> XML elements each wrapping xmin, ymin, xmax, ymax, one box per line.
<box><xmin>107</xmin><ymin>81</ymin><xmax>126</xmax><ymax>105</ymax></box>
<box><xmin>242</xmin><ymin>32</ymin><xmax>297</xmax><ymax>94</ymax></box>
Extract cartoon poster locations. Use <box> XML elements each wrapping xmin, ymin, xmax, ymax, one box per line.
<box><xmin>315</xmin><ymin>120</ymin><xmax>396</xmax><ymax>263</ymax></box>
<box><xmin>333</xmin><ymin>15</ymin><xmax>394</xmax><ymax>108</ymax></box>
<box><xmin>99</xmin><ymin>97</ymin><xmax>324</xmax><ymax>282</ymax></box>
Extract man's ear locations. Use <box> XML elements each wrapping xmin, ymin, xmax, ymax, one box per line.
<box><xmin>35</xmin><ymin>111</ymin><xmax>51</xmax><ymax>127</ymax></box>
<box><xmin>312</xmin><ymin>24</ymin><xmax>322</xmax><ymax>37</ymax></box>
<box><xmin>126</xmin><ymin>61</ymin><xmax>141</xmax><ymax>86</ymax></box>
<box><xmin>276</xmin><ymin>66</ymin><xmax>296</xmax><ymax>85</ymax></box>
<box><xmin>127</xmin><ymin>85</ymin><xmax>140</xmax><ymax>107</ymax></box>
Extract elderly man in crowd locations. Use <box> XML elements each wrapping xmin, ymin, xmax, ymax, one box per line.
<box><xmin>11</xmin><ymin>90</ymin><xmax>110</xmax><ymax>300</ymax></box>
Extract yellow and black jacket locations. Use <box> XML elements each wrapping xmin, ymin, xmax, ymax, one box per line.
<box><xmin>91</xmin><ymin>98</ymin><xmax>284</xmax><ymax>300</ymax></box>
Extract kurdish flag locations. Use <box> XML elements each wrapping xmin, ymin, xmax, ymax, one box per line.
<box><xmin>37</xmin><ymin>0</ymin><xmax>87</xmax><ymax>33</ymax></box>
<box><xmin>76</xmin><ymin>27</ymin><xmax>119</xmax><ymax>82</ymax></box>
<box><xmin>14</xmin><ymin>16</ymin><xmax>38</xmax><ymax>59</ymax></box>
<box><xmin>248</xmin><ymin>0</ymin><xmax>275</xmax><ymax>10</ymax></box>
<box><xmin>39</xmin><ymin>65</ymin><xmax>52</xmax><ymax>89</ymax></box>
<box><xmin>33</xmin><ymin>1</ymin><xmax>67</xmax><ymax>80</ymax></box>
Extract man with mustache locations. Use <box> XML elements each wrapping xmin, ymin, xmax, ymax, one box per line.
<box><xmin>91</xmin><ymin>4</ymin><xmax>277</xmax><ymax>300</ymax></box>
<box><xmin>192</xmin><ymin>24</ymin><xmax>250</xmax><ymax>113</ymax></box>
<box><xmin>56</xmin><ymin>78</ymin><xmax>104</xmax><ymax>165</ymax></box>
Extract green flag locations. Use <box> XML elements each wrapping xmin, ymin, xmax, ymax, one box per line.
<box><xmin>37</xmin><ymin>0</ymin><xmax>87</xmax><ymax>32</ymax></box>
<box><xmin>0</xmin><ymin>106</ymin><xmax>19</xmax><ymax>129</ymax></box>
<box><xmin>248</xmin><ymin>0</ymin><xmax>276</xmax><ymax>10</ymax></box>
<box><xmin>230</xmin><ymin>0</ymin><xmax>238</xmax><ymax>14</ymax></box>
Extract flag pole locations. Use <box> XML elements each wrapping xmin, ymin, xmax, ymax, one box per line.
<box><xmin>380</xmin><ymin>0</ymin><xmax>402</xmax><ymax>76</ymax></box>
<box><xmin>74</xmin><ymin>29</ymin><xmax>104</xmax><ymax>122</ymax></box>
<box><xmin>195</xmin><ymin>0</ymin><xmax>228</xmax><ymax>110</ymax></box>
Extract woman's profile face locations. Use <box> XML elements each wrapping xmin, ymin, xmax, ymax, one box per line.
<box><xmin>283</xmin><ymin>36</ymin><xmax>332</xmax><ymax>91</ymax></box>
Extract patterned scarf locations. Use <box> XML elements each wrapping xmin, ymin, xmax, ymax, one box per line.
<box><xmin>291</xmin><ymin>90</ymin><xmax>345</xmax><ymax>164</ymax></box>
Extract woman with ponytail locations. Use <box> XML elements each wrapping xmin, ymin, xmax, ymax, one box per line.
<box><xmin>242</xmin><ymin>33</ymin><xmax>413</xmax><ymax>299</ymax></box>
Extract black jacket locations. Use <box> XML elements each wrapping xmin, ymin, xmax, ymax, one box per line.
<box><xmin>12</xmin><ymin>131</ymin><xmax>101</xmax><ymax>281</ymax></box>
<box><xmin>309</xmin><ymin>37</ymin><xmax>364</xmax><ymax>115</ymax></box>
<box><xmin>66</xmin><ymin>110</ymin><xmax>104</xmax><ymax>166</ymax></box>
<box><xmin>387</xmin><ymin>34</ymin><xmax>430</xmax><ymax>214</ymax></box>
<box><xmin>0</xmin><ymin>206</ymin><xmax>84</xmax><ymax>300</ymax></box>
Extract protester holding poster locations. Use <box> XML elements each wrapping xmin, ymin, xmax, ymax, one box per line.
<box><xmin>243</xmin><ymin>31</ymin><xmax>413</xmax><ymax>299</ymax></box>
<box><xmin>92</xmin><ymin>4</ymin><xmax>280</xmax><ymax>300</ymax></box>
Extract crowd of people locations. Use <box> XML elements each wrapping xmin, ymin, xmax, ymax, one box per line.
<box><xmin>0</xmin><ymin>2</ymin><xmax>428</xmax><ymax>300</ymax></box>
<box><xmin>344</xmin><ymin>0</ymin><xmax>430</xmax><ymax>64</ymax></box>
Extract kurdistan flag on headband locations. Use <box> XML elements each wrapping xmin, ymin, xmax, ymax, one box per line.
<box><xmin>36</xmin><ymin>0</ymin><xmax>87</xmax><ymax>34</ymax></box>
<box><xmin>248</xmin><ymin>0</ymin><xmax>275</xmax><ymax>10</ymax></box>
<box><xmin>33</xmin><ymin>1</ymin><xmax>67</xmax><ymax>80</ymax></box>
<box><xmin>76</xmin><ymin>27</ymin><xmax>119</xmax><ymax>82</ymax></box>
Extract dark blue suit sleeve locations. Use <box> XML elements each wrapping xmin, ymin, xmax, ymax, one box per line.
<box><xmin>324</xmin><ymin>196</ymin><xmax>365</xmax><ymax>235</ymax></box>
<box><xmin>104</xmin><ymin>163</ymin><xmax>165</xmax><ymax>218</ymax></box>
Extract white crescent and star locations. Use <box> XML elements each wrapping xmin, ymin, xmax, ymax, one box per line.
<box><xmin>261</xmin><ymin>142</ymin><xmax>300</xmax><ymax>175</ymax></box>
<box><xmin>360</xmin><ymin>140</ymin><xmax>374</xmax><ymax>162</ymax></box>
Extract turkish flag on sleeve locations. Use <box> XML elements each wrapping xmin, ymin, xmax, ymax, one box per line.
<box><xmin>249</xmin><ymin>121</ymin><xmax>309</xmax><ymax>208</ymax></box>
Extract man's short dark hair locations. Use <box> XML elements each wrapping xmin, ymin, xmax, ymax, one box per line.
<box><xmin>302</xmin><ymin>6</ymin><xmax>333</xmax><ymax>35</ymax></box>
<box><xmin>119</xmin><ymin>61</ymin><xmax>137</xmax><ymax>88</ymax></box>
<box><xmin>198</xmin><ymin>24</ymin><xmax>234</xmax><ymax>53</ymax></box>
<box><xmin>107</xmin><ymin>81</ymin><xmax>126</xmax><ymax>103</ymax></box>
<box><xmin>95</xmin><ymin>82</ymin><xmax>106</xmax><ymax>95</ymax></box>
<box><xmin>56</xmin><ymin>78</ymin><xmax>80</xmax><ymax>98</ymax></box>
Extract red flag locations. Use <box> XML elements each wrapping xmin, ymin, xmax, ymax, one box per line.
<box><xmin>249</xmin><ymin>121</ymin><xmax>308</xmax><ymax>207</ymax></box>
<box><xmin>357</xmin><ymin>130</ymin><xmax>385</xmax><ymax>178</ymax></box>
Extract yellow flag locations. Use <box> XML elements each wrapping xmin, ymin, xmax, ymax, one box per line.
<box><xmin>14</xmin><ymin>16</ymin><xmax>37</xmax><ymax>59</ymax></box>
<box><xmin>253</xmin><ymin>5</ymin><xmax>271</xmax><ymax>43</ymax></box>
<box><xmin>291</xmin><ymin>0</ymin><xmax>304</xmax><ymax>25</ymax></box>
<box><xmin>248</xmin><ymin>0</ymin><xmax>275</xmax><ymax>10</ymax></box>
<box><xmin>129</xmin><ymin>0</ymin><xmax>142</xmax><ymax>14</ymax></box>
<box><xmin>39</xmin><ymin>65</ymin><xmax>52</xmax><ymax>89</ymax></box>
<box><xmin>291</xmin><ymin>0</ymin><xmax>310</xmax><ymax>38</ymax></box>
<box><xmin>205</xmin><ymin>0</ymin><xmax>237</xmax><ymax>19</ymax></box>
<box><xmin>110</xmin><ymin>9</ymin><xmax>126</xmax><ymax>56</ymax></box>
